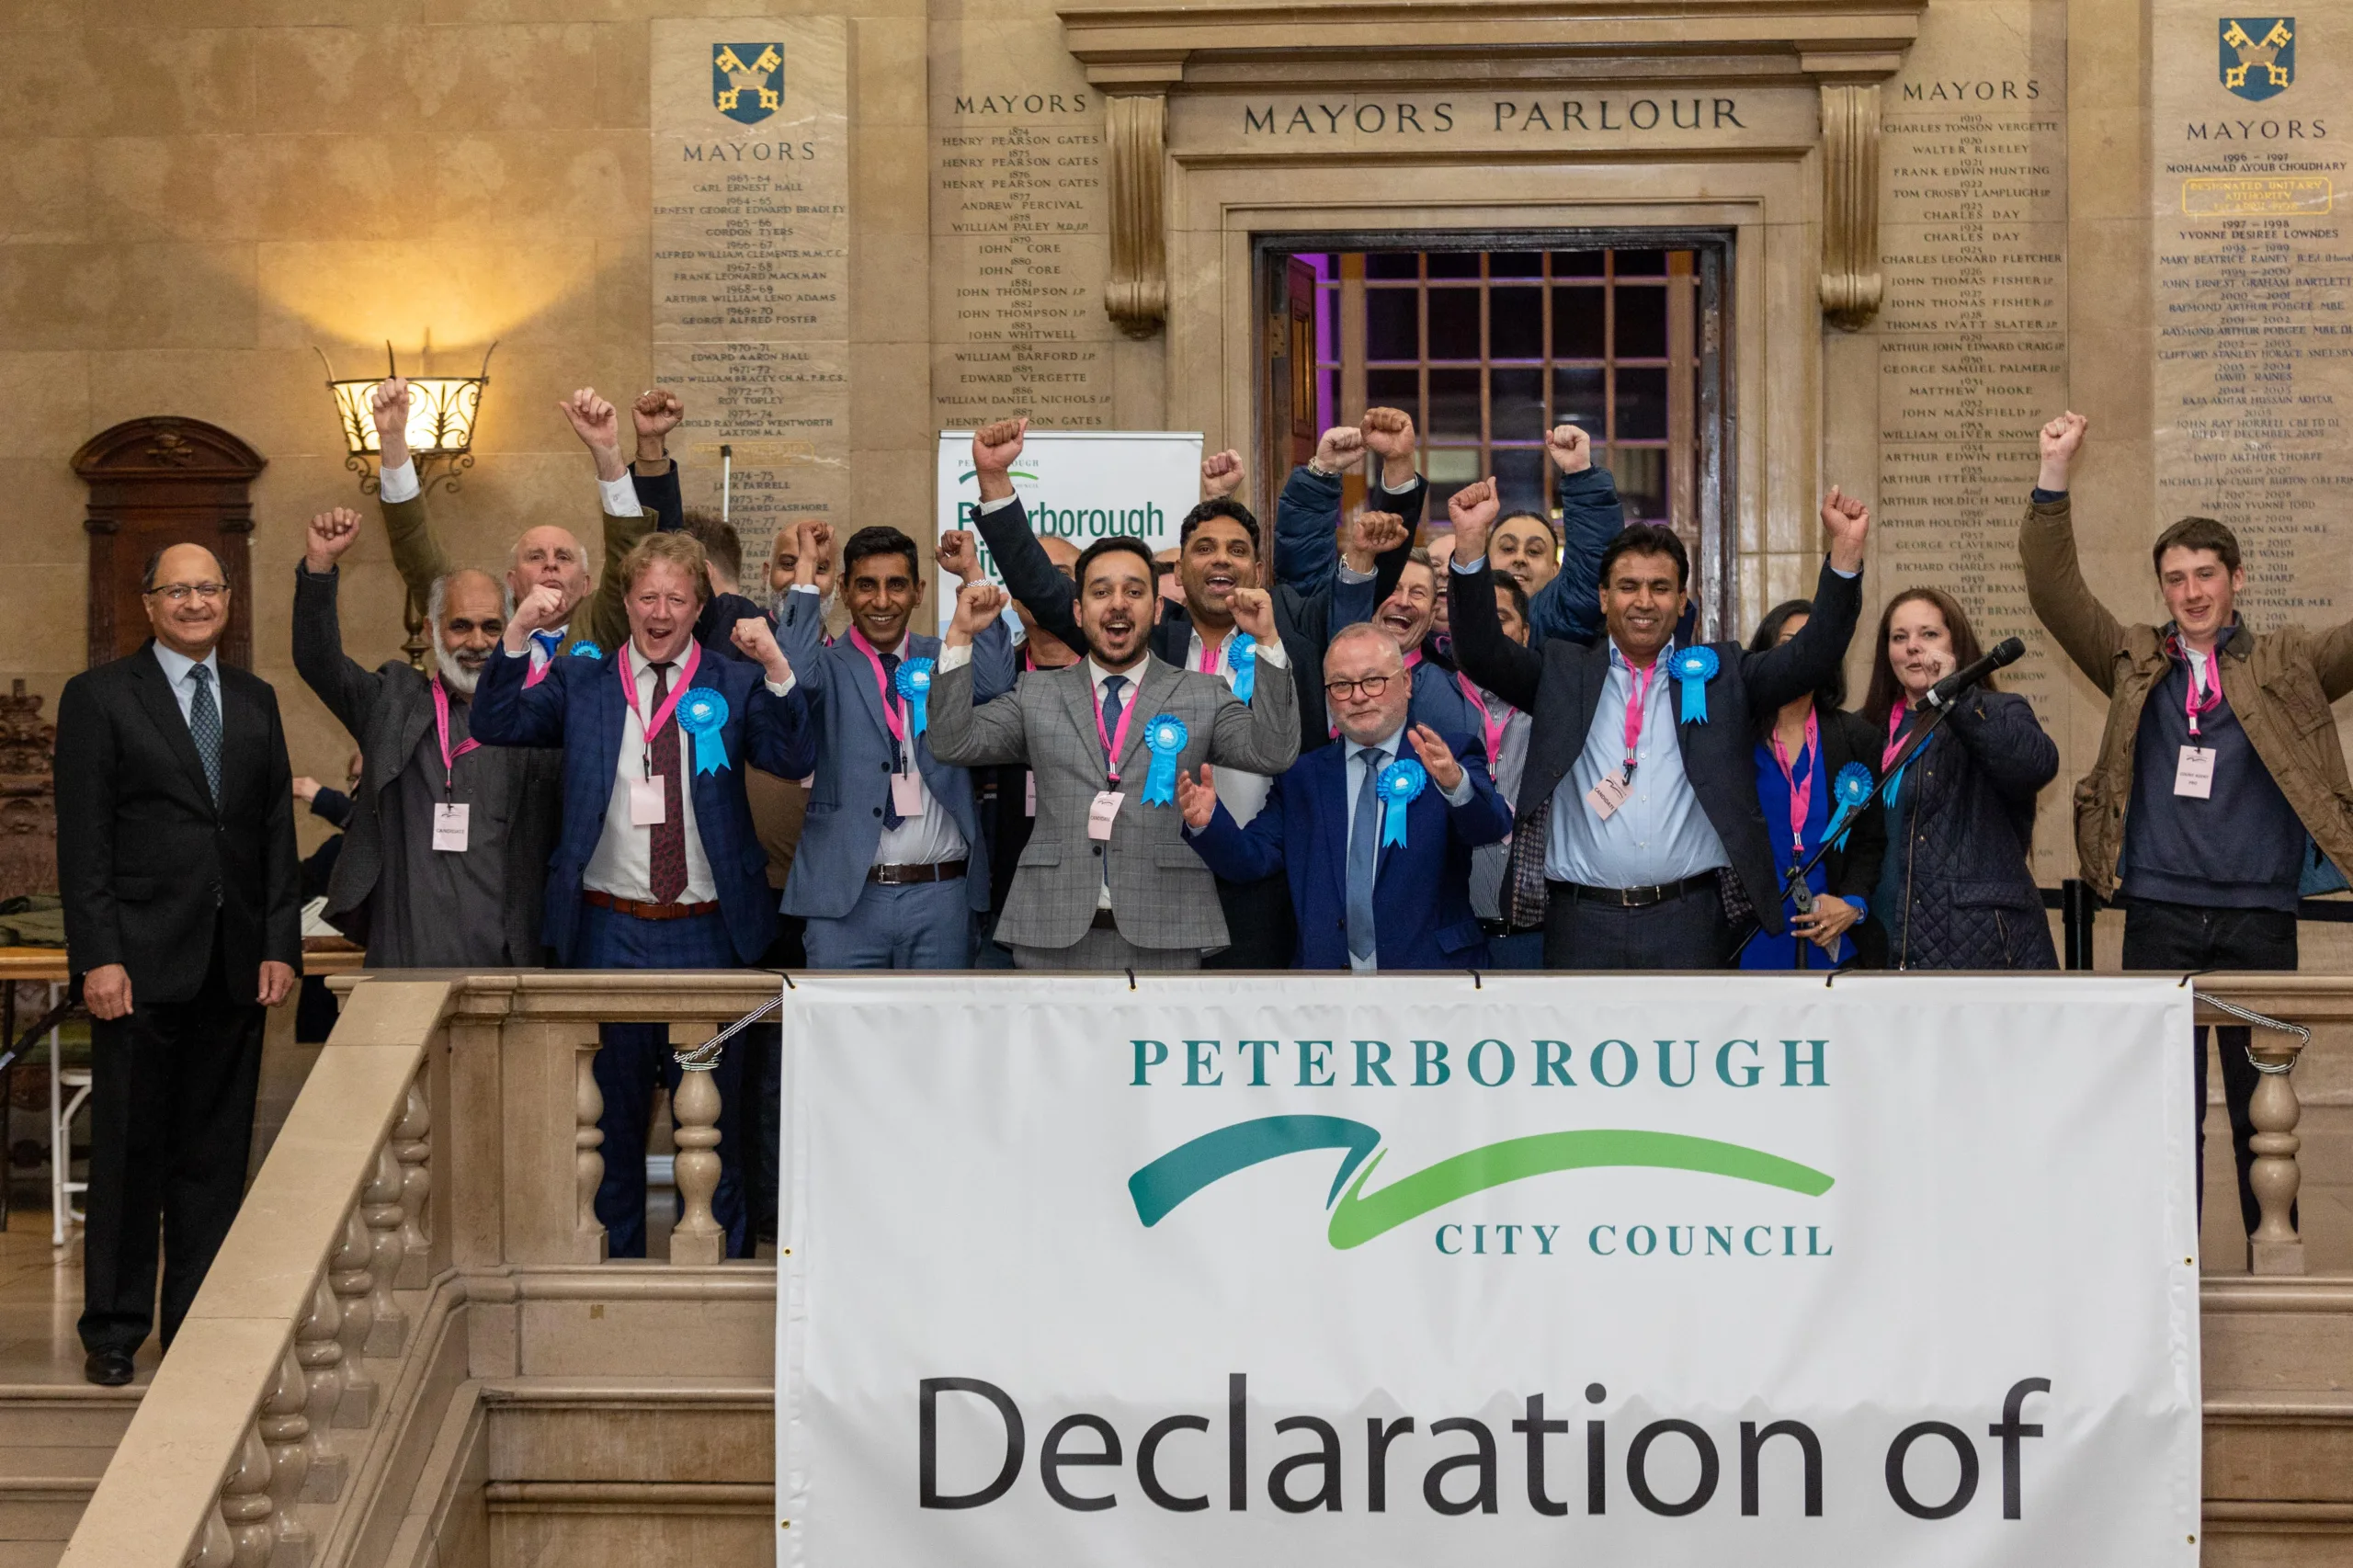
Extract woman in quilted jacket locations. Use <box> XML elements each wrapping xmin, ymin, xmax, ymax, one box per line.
<box><xmin>1862</xmin><ymin>587</ymin><xmax>2060</xmax><ymax>969</ymax></box>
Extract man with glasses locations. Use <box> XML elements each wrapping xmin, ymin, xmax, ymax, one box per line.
<box><xmin>55</xmin><ymin>545</ymin><xmax>301</xmax><ymax>1384</ymax></box>
<box><xmin>1176</xmin><ymin>623</ymin><xmax>1509</xmax><ymax>970</ymax></box>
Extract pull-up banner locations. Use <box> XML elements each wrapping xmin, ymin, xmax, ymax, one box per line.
<box><xmin>777</xmin><ymin>974</ymin><xmax>2200</xmax><ymax>1565</ymax></box>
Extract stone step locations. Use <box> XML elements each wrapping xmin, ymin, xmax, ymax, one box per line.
<box><xmin>0</xmin><ymin>1386</ymin><xmax>139</xmax><ymax>1558</ymax></box>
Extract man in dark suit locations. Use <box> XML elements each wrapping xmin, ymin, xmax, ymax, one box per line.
<box><xmin>1448</xmin><ymin>477</ymin><xmax>1870</xmax><ymax>969</ymax></box>
<box><xmin>472</xmin><ymin>530</ymin><xmax>814</xmax><ymax>1257</ymax></box>
<box><xmin>292</xmin><ymin>506</ymin><xmax>562</xmax><ymax>965</ymax></box>
<box><xmin>1178</xmin><ymin>623</ymin><xmax>1512</xmax><ymax>969</ymax></box>
<box><xmin>55</xmin><ymin>543</ymin><xmax>301</xmax><ymax>1385</ymax></box>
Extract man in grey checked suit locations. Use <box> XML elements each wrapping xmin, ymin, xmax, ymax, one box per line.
<box><xmin>927</xmin><ymin>545</ymin><xmax>1301</xmax><ymax>970</ymax></box>
<box><xmin>291</xmin><ymin>506</ymin><xmax>562</xmax><ymax>963</ymax></box>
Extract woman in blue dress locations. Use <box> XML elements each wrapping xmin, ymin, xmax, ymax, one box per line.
<box><xmin>1739</xmin><ymin>599</ymin><xmax>1888</xmax><ymax>970</ymax></box>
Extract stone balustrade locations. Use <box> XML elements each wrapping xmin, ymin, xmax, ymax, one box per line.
<box><xmin>51</xmin><ymin>971</ymin><xmax>2340</xmax><ymax>1567</ymax></box>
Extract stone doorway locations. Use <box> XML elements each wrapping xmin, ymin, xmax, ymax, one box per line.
<box><xmin>1259</xmin><ymin>231</ymin><xmax>1736</xmax><ymax>634</ymax></box>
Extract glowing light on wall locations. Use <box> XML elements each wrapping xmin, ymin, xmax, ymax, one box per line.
<box><xmin>315</xmin><ymin>342</ymin><xmax>497</xmax><ymax>495</ymax></box>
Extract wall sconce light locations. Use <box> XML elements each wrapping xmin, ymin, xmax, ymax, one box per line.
<box><xmin>316</xmin><ymin>341</ymin><xmax>497</xmax><ymax>495</ymax></box>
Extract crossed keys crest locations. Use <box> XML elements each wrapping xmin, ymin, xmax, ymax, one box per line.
<box><xmin>2221</xmin><ymin>17</ymin><xmax>2296</xmax><ymax>102</ymax></box>
<box><xmin>712</xmin><ymin>42</ymin><xmax>784</xmax><ymax>125</ymax></box>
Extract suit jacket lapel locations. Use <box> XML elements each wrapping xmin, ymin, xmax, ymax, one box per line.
<box><xmin>840</xmin><ymin>632</ymin><xmax>892</xmax><ymax>740</ymax></box>
<box><xmin>130</xmin><ymin>649</ymin><xmax>217</xmax><ymax>813</ymax></box>
<box><xmin>1116</xmin><ymin>656</ymin><xmax>1175</xmax><ymax>778</ymax></box>
<box><xmin>599</xmin><ymin>649</ymin><xmax>628</xmax><ymax>792</ymax></box>
<box><xmin>1058</xmin><ymin>665</ymin><xmax>1108</xmax><ymax>782</ymax></box>
<box><xmin>1318</xmin><ymin>744</ymin><xmax>1350</xmax><ymax>903</ymax></box>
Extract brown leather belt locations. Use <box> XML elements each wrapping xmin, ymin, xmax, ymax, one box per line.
<box><xmin>584</xmin><ymin>889</ymin><xmax>722</xmax><ymax>921</ymax></box>
<box><xmin>869</xmin><ymin>859</ymin><xmax>968</xmax><ymax>886</ymax></box>
<box><xmin>1549</xmin><ymin>872</ymin><xmax>1719</xmax><ymax>909</ymax></box>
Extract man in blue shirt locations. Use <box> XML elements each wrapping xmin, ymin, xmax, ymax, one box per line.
<box><xmin>1448</xmin><ymin>477</ymin><xmax>1870</xmax><ymax>967</ymax></box>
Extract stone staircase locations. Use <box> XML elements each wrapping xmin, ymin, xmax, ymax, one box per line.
<box><xmin>0</xmin><ymin>1386</ymin><xmax>139</xmax><ymax>1568</ymax></box>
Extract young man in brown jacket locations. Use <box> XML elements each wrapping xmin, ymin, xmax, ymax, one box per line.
<box><xmin>2021</xmin><ymin>411</ymin><xmax>2353</xmax><ymax>1248</ymax></box>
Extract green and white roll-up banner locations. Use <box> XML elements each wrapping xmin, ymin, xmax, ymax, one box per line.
<box><xmin>777</xmin><ymin>973</ymin><xmax>2200</xmax><ymax>1564</ymax></box>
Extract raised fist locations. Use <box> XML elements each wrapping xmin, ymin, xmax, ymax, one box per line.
<box><xmin>1343</xmin><ymin>509</ymin><xmax>1408</xmax><ymax>573</ymax></box>
<box><xmin>1313</xmin><ymin>426</ymin><xmax>1367</xmax><ymax>474</ymax></box>
<box><xmin>369</xmin><ymin>378</ymin><xmax>413</xmax><ymax>466</ymax></box>
<box><xmin>506</xmin><ymin>582</ymin><xmax>568</xmax><ymax>648</ymax></box>
<box><xmin>936</xmin><ymin>528</ymin><xmax>983</xmax><ymax>584</ymax></box>
<box><xmin>304</xmin><ymin>506</ymin><xmax>363</xmax><ymax>573</ymax></box>
<box><xmin>794</xmin><ymin>517</ymin><xmax>836</xmax><ymax>585</ymax></box>
<box><xmin>1200</xmin><ymin>449</ymin><xmax>1244</xmax><ymax>502</ymax></box>
<box><xmin>1820</xmin><ymin>485</ymin><xmax>1871</xmax><ymax>572</ymax></box>
<box><xmin>949</xmin><ymin>581</ymin><xmax>1011</xmax><ymax>642</ymax></box>
<box><xmin>1545</xmin><ymin>423</ymin><xmax>1592</xmax><ymax>475</ymax></box>
<box><xmin>1447</xmin><ymin>477</ymin><xmax>1501</xmax><ymax>559</ymax></box>
<box><xmin>632</xmin><ymin>388</ymin><xmax>684</xmax><ymax>444</ymax></box>
<box><xmin>1228</xmin><ymin>585</ymin><xmax>1276</xmax><ymax>642</ymax></box>
<box><xmin>2038</xmin><ymin>410</ymin><xmax>2087</xmax><ymax>492</ymax></box>
<box><xmin>1361</xmin><ymin>407</ymin><xmax>1417</xmax><ymax>474</ymax></box>
<box><xmin>731</xmin><ymin>616</ymin><xmax>791</xmax><ymax>684</ymax></box>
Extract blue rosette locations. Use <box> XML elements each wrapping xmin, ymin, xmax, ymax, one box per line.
<box><xmin>1377</xmin><ymin>756</ymin><xmax>1428</xmax><ymax>847</ymax></box>
<box><xmin>1824</xmin><ymin>760</ymin><xmax>1875</xmax><ymax>850</ymax></box>
<box><xmin>1141</xmin><ymin>714</ymin><xmax>1188</xmax><ymax>806</ymax></box>
<box><xmin>894</xmin><ymin>656</ymin><xmax>936</xmax><ymax>741</ymax></box>
<box><xmin>1672</xmin><ymin>644</ymin><xmax>1719</xmax><ymax>722</ymax></box>
<box><xmin>675</xmin><ymin>687</ymin><xmax>732</xmax><ymax>775</ymax></box>
<box><xmin>568</xmin><ymin>640</ymin><xmax>604</xmax><ymax>660</ymax></box>
<box><xmin>1228</xmin><ymin>633</ymin><xmax>1257</xmax><ymax>703</ymax></box>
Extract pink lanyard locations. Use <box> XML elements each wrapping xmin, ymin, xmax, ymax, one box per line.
<box><xmin>522</xmin><ymin>630</ymin><xmax>562</xmax><ymax>688</ymax></box>
<box><xmin>1881</xmin><ymin>701</ymin><xmax>1915</xmax><ymax>770</ymax></box>
<box><xmin>619</xmin><ymin>641</ymin><xmax>700</xmax><ymax>776</ymax></box>
<box><xmin>2184</xmin><ymin>651</ymin><xmax>2221</xmax><ymax>738</ymax></box>
<box><xmin>1195</xmin><ymin>631</ymin><xmax>1228</xmax><ymax>677</ymax></box>
<box><xmin>1404</xmin><ymin>646</ymin><xmax>1425</xmax><ymax>671</ymax></box>
<box><xmin>1095</xmin><ymin>674</ymin><xmax>1140</xmax><ymax>785</ymax></box>
<box><xmin>847</xmin><ymin>628</ymin><xmax>910</xmax><ymax>747</ymax></box>
<box><xmin>1620</xmin><ymin>655</ymin><xmax>1660</xmax><ymax>777</ymax></box>
<box><xmin>1768</xmin><ymin>710</ymin><xmax>1820</xmax><ymax>853</ymax></box>
<box><xmin>1457</xmin><ymin>671</ymin><xmax>1510</xmax><ymax>764</ymax></box>
<box><xmin>430</xmin><ymin>676</ymin><xmax>480</xmax><ymax>794</ymax></box>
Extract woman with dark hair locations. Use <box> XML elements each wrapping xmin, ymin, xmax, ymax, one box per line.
<box><xmin>1738</xmin><ymin>599</ymin><xmax>1887</xmax><ymax>969</ymax></box>
<box><xmin>1863</xmin><ymin>586</ymin><xmax>2060</xmax><ymax>969</ymax></box>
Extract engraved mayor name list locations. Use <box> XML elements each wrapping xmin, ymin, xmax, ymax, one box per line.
<box><xmin>652</xmin><ymin>18</ymin><xmax>850</xmax><ymax>577</ymax></box>
<box><xmin>1877</xmin><ymin>40</ymin><xmax>2067</xmax><ymax>722</ymax></box>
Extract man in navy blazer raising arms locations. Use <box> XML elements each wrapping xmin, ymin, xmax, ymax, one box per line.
<box><xmin>473</xmin><ymin>530</ymin><xmax>813</xmax><ymax>1257</ymax></box>
<box><xmin>1178</xmin><ymin>623</ymin><xmax>1512</xmax><ymax>969</ymax></box>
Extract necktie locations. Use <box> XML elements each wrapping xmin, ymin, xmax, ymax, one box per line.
<box><xmin>187</xmin><ymin>665</ymin><xmax>222</xmax><ymax>808</ymax></box>
<box><xmin>647</xmin><ymin>662</ymin><xmax>688</xmax><ymax>904</ymax></box>
<box><xmin>1099</xmin><ymin>675</ymin><xmax>1129</xmax><ymax>776</ymax></box>
<box><xmin>1347</xmin><ymin>748</ymin><xmax>1387</xmax><ymax>963</ymax></box>
<box><xmin>880</xmin><ymin>652</ymin><xmax>904</xmax><ymax>830</ymax></box>
<box><xmin>531</xmin><ymin>630</ymin><xmax>562</xmax><ymax>662</ymax></box>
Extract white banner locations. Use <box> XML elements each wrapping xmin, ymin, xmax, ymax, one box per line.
<box><xmin>933</xmin><ymin>429</ymin><xmax>1204</xmax><ymax>632</ymax></box>
<box><xmin>778</xmin><ymin>974</ymin><xmax>2200</xmax><ymax>1565</ymax></box>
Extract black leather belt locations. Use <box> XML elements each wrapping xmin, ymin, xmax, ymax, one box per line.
<box><xmin>869</xmin><ymin>859</ymin><xmax>968</xmax><ymax>885</ymax></box>
<box><xmin>1549</xmin><ymin>872</ymin><xmax>1718</xmax><ymax>908</ymax></box>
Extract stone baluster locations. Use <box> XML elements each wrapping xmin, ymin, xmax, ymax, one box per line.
<box><xmin>2248</xmin><ymin>1033</ymin><xmax>2306</xmax><ymax>1276</ymax></box>
<box><xmin>392</xmin><ymin>1074</ymin><xmax>432</xmax><ymax>1289</ymax></box>
<box><xmin>258</xmin><ymin>1346</ymin><xmax>313</xmax><ymax>1567</ymax></box>
<box><xmin>575</xmin><ymin>1040</ymin><xmax>607</xmax><ymax>1263</ymax></box>
<box><xmin>360</xmin><ymin>1145</ymin><xmax>408</xmax><ymax>1356</ymax></box>
<box><xmin>217</xmin><ymin>1422</ymin><xmax>274</xmax><ymax>1568</ymax></box>
<box><xmin>669</xmin><ymin>1054</ymin><xmax>725</xmax><ymax>1266</ymax></box>
<box><xmin>328</xmin><ymin>1208</ymin><xmax>377</xmax><ymax>1428</ymax></box>
<box><xmin>184</xmin><ymin>1503</ymin><xmax>233</xmax><ymax>1568</ymax></box>
<box><xmin>295</xmin><ymin>1274</ymin><xmax>347</xmax><ymax>1499</ymax></box>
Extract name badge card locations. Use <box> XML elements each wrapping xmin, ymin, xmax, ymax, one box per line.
<box><xmin>2175</xmin><ymin>744</ymin><xmax>2215</xmax><ymax>800</ymax></box>
<box><xmin>1088</xmin><ymin>790</ymin><xmax>1124</xmax><ymax>840</ymax></box>
<box><xmin>1025</xmin><ymin>771</ymin><xmax>1038</xmax><ymax>818</ymax></box>
<box><xmin>431</xmin><ymin>802</ymin><xmax>470</xmax><ymax>852</ymax></box>
<box><xmin>1586</xmin><ymin>769</ymin><xmax>1631</xmax><ymax>822</ymax></box>
<box><xmin>630</xmin><ymin>776</ymin><xmax>667</xmax><ymax>826</ymax></box>
<box><xmin>890</xmin><ymin>769</ymin><xmax>926</xmax><ymax>818</ymax></box>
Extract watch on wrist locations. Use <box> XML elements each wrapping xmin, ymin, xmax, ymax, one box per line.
<box><xmin>1307</xmin><ymin>459</ymin><xmax>1337</xmax><ymax>479</ymax></box>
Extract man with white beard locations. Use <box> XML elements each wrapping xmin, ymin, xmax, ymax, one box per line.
<box><xmin>291</xmin><ymin>506</ymin><xmax>563</xmax><ymax>965</ymax></box>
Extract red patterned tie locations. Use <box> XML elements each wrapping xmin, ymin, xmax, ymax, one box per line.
<box><xmin>647</xmin><ymin>662</ymin><xmax>688</xmax><ymax>904</ymax></box>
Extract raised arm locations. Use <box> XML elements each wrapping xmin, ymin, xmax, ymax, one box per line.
<box><xmin>1525</xmin><ymin>426</ymin><xmax>1622</xmax><ymax>647</ymax></box>
<box><xmin>1275</xmin><ymin>419</ymin><xmax>1419</xmax><ymax>612</ymax></box>
<box><xmin>2018</xmin><ymin>413</ymin><xmax>2128</xmax><ymax>694</ymax></box>
<box><xmin>472</xmin><ymin>585</ymin><xmax>577</xmax><ymax>748</ymax></box>
<box><xmin>290</xmin><ymin>507</ymin><xmax>389</xmax><ymax>739</ymax></box>
<box><xmin>725</xmin><ymin>618</ymin><xmax>819</xmax><ymax>778</ymax></box>
<box><xmin>1445</xmin><ymin>479</ymin><xmax>1544</xmax><ymax>711</ymax></box>
<box><xmin>927</xmin><ymin>582</ymin><xmax>1032</xmax><ymax>767</ymax></box>
<box><xmin>632</xmin><ymin>387</ymin><xmax>684</xmax><ymax>495</ymax></box>
<box><xmin>1742</xmin><ymin>491</ymin><xmax>1870</xmax><ymax>712</ymax></box>
<box><xmin>559</xmin><ymin>388</ymin><xmax>656</xmax><ymax>653</ymax></box>
<box><xmin>966</xmin><ymin>418</ymin><xmax>1085</xmax><ymax>652</ymax></box>
<box><xmin>1202</xmin><ymin>589</ymin><xmax>1301</xmax><ymax>775</ymax></box>
<box><xmin>370</xmin><ymin>377</ymin><xmax>453</xmax><ymax>607</ymax></box>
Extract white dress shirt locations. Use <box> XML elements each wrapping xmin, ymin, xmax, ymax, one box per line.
<box><xmin>583</xmin><ymin>642</ymin><xmax>719</xmax><ymax>904</ymax></box>
<box><xmin>1184</xmin><ymin>627</ymin><xmax>1274</xmax><ymax>828</ymax></box>
<box><xmin>1340</xmin><ymin>722</ymin><xmax>1478</xmax><ymax>971</ymax></box>
<box><xmin>150</xmin><ymin>642</ymin><xmax>222</xmax><ymax>728</ymax></box>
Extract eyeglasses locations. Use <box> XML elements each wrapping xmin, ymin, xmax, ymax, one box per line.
<box><xmin>144</xmin><ymin>582</ymin><xmax>230</xmax><ymax>604</ymax></box>
<box><xmin>1324</xmin><ymin>675</ymin><xmax>1393</xmax><ymax>700</ymax></box>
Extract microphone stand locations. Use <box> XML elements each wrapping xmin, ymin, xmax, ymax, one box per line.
<box><xmin>1725</xmin><ymin>693</ymin><xmax>1965</xmax><ymax>965</ymax></box>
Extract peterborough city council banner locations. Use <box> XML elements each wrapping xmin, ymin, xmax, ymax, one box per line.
<box><xmin>776</xmin><ymin>973</ymin><xmax>2200</xmax><ymax>1564</ymax></box>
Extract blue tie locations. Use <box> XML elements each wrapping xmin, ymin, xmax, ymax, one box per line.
<box><xmin>187</xmin><ymin>665</ymin><xmax>222</xmax><ymax>808</ymax></box>
<box><xmin>1099</xmin><ymin>675</ymin><xmax>1128</xmax><ymax>778</ymax></box>
<box><xmin>531</xmin><ymin>630</ymin><xmax>562</xmax><ymax>660</ymax></box>
<box><xmin>1347</xmin><ymin>748</ymin><xmax>1386</xmax><ymax>963</ymax></box>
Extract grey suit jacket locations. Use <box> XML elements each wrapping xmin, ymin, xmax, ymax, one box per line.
<box><xmin>291</xmin><ymin>563</ymin><xmax>562</xmax><ymax>961</ymax></box>
<box><xmin>927</xmin><ymin>650</ymin><xmax>1300</xmax><ymax>951</ymax></box>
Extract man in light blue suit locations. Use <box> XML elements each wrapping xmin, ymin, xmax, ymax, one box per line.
<box><xmin>472</xmin><ymin>529</ymin><xmax>814</xmax><ymax>1257</ymax></box>
<box><xmin>1178</xmin><ymin>623</ymin><xmax>1512</xmax><ymax>971</ymax></box>
<box><xmin>775</xmin><ymin>520</ymin><xmax>1013</xmax><ymax>967</ymax></box>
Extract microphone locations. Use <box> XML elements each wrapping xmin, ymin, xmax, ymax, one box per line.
<box><xmin>1925</xmin><ymin>636</ymin><xmax>2025</xmax><ymax>710</ymax></box>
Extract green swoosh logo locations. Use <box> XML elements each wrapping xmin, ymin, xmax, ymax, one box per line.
<box><xmin>1128</xmin><ymin>1116</ymin><xmax>1832</xmax><ymax>1250</ymax></box>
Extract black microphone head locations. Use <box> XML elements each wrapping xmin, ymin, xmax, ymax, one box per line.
<box><xmin>1988</xmin><ymin>636</ymin><xmax>2026</xmax><ymax>667</ymax></box>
